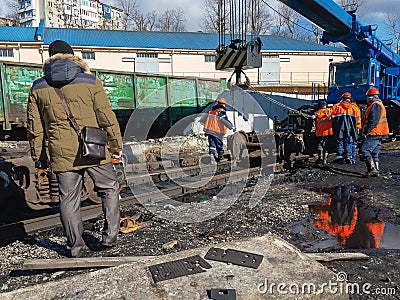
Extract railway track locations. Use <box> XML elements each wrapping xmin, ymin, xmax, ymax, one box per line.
<box><xmin>0</xmin><ymin>156</ymin><xmax>267</xmax><ymax>241</ymax></box>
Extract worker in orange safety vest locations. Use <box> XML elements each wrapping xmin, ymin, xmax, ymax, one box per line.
<box><xmin>359</xmin><ymin>88</ymin><xmax>389</xmax><ymax>177</ymax></box>
<box><xmin>203</xmin><ymin>97</ymin><xmax>235</xmax><ymax>163</ymax></box>
<box><xmin>314</xmin><ymin>101</ymin><xmax>333</xmax><ymax>165</ymax></box>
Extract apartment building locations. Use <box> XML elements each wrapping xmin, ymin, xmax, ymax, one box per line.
<box><xmin>17</xmin><ymin>0</ymin><xmax>123</xmax><ymax>30</ymax></box>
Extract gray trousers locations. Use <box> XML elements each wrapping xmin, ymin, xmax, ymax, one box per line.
<box><xmin>56</xmin><ymin>163</ymin><xmax>120</xmax><ymax>256</ymax></box>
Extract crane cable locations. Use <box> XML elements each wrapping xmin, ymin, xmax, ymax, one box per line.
<box><xmin>227</xmin><ymin>71</ymin><xmax>313</xmax><ymax>119</ymax></box>
<box><xmin>260</xmin><ymin>0</ymin><xmax>315</xmax><ymax>34</ymax></box>
<box><xmin>248</xmin><ymin>85</ymin><xmax>313</xmax><ymax>119</ymax></box>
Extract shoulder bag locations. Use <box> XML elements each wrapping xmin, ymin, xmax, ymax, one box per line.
<box><xmin>54</xmin><ymin>88</ymin><xmax>107</xmax><ymax>160</ymax></box>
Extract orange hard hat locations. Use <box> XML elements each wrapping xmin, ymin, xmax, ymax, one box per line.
<box><xmin>217</xmin><ymin>97</ymin><xmax>227</xmax><ymax>104</ymax></box>
<box><xmin>366</xmin><ymin>88</ymin><xmax>380</xmax><ymax>96</ymax></box>
<box><xmin>341</xmin><ymin>92</ymin><xmax>352</xmax><ymax>100</ymax></box>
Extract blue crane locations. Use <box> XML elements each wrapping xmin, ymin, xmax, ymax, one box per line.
<box><xmin>279</xmin><ymin>0</ymin><xmax>400</xmax><ymax>134</ymax></box>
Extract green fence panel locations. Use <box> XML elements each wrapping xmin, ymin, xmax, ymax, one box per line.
<box><xmin>98</xmin><ymin>72</ymin><xmax>134</xmax><ymax>110</ymax></box>
<box><xmin>135</xmin><ymin>75</ymin><xmax>167</xmax><ymax>108</ymax></box>
<box><xmin>198</xmin><ymin>79</ymin><xmax>226</xmax><ymax>107</ymax></box>
<box><xmin>168</xmin><ymin>78</ymin><xmax>197</xmax><ymax>107</ymax></box>
<box><xmin>5</xmin><ymin>65</ymin><xmax>42</xmax><ymax>123</ymax></box>
<box><xmin>0</xmin><ymin>67</ymin><xmax>4</xmax><ymax>123</ymax></box>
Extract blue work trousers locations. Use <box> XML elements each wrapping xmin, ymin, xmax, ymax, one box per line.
<box><xmin>336</xmin><ymin>137</ymin><xmax>352</xmax><ymax>160</ymax></box>
<box><xmin>349</xmin><ymin>136</ymin><xmax>357</xmax><ymax>163</ymax></box>
<box><xmin>208</xmin><ymin>135</ymin><xmax>224</xmax><ymax>155</ymax></box>
<box><xmin>359</xmin><ymin>137</ymin><xmax>382</xmax><ymax>162</ymax></box>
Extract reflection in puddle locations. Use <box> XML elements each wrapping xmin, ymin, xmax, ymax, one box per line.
<box><xmin>292</xmin><ymin>185</ymin><xmax>400</xmax><ymax>251</ymax></box>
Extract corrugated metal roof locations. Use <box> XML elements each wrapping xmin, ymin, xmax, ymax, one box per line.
<box><xmin>0</xmin><ymin>26</ymin><xmax>38</xmax><ymax>42</ymax></box>
<box><xmin>0</xmin><ymin>26</ymin><xmax>346</xmax><ymax>52</ymax></box>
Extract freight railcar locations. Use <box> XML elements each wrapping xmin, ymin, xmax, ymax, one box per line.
<box><xmin>0</xmin><ymin>62</ymin><xmax>226</xmax><ymax>221</ymax></box>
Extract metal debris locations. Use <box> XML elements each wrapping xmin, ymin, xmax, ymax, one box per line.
<box><xmin>204</xmin><ymin>247</ymin><xmax>263</xmax><ymax>269</ymax></box>
<box><xmin>162</xmin><ymin>240</ymin><xmax>179</xmax><ymax>250</ymax></box>
<box><xmin>148</xmin><ymin>255</ymin><xmax>212</xmax><ymax>283</ymax></box>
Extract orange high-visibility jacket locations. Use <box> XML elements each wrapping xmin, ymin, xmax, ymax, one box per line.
<box><xmin>330</xmin><ymin>101</ymin><xmax>360</xmax><ymax>139</ymax></box>
<box><xmin>362</xmin><ymin>101</ymin><xmax>389</xmax><ymax>136</ymax></box>
<box><xmin>204</xmin><ymin>107</ymin><xmax>227</xmax><ymax>136</ymax></box>
<box><xmin>313</xmin><ymin>198</ymin><xmax>358</xmax><ymax>245</ymax></box>
<box><xmin>351</xmin><ymin>102</ymin><xmax>362</xmax><ymax>130</ymax></box>
<box><xmin>315</xmin><ymin>108</ymin><xmax>333</xmax><ymax>137</ymax></box>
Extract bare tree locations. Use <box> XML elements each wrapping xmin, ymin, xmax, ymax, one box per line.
<box><xmin>4</xmin><ymin>0</ymin><xmax>19</xmax><ymax>24</ymax></box>
<box><xmin>145</xmin><ymin>10</ymin><xmax>159</xmax><ymax>31</ymax></box>
<box><xmin>246</xmin><ymin>0</ymin><xmax>271</xmax><ymax>35</ymax></box>
<box><xmin>384</xmin><ymin>10</ymin><xmax>400</xmax><ymax>55</ymax></box>
<box><xmin>335</xmin><ymin>0</ymin><xmax>364</xmax><ymax>12</ymax></box>
<box><xmin>131</xmin><ymin>9</ymin><xmax>146</xmax><ymax>31</ymax></box>
<box><xmin>270</xmin><ymin>3</ymin><xmax>301</xmax><ymax>39</ymax></box>
<box><xmin>116</xmin><ymin>0</ymin><xmax>138</xmax><ymax>30</ymax></box>
<box><xmin>157</xmin><ymin>8</ymin><xmax>186</xmax><ymax>32</ymax></box>
<box><xmin>200</xmin><ymin>0</ymin><xmax>271</xmax><ymax>35</ymax></box>
<box><xmin>269</xmin><ymin>8</ymin><xmax>286</xmax><ymax>37</ymax></box>
<box><xmin>200</xmin><ymin>0</ymin><xmax>222</xmax><ymax>33</ymax></box>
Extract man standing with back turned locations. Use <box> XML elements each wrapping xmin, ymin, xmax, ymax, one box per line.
<box><xmin>359</xmin><ymin>88</ymin><xmax>389</xmax><ymax>177</ymax></box>
<box><xmin>331</xmin><ymin>92</ymin><xmax>360</xmax><ymax>164</ymax></box>
<box><xmin>203</xmin><ymin>97</ymin><xmax>235</xmax><ymax>163</ymax></box>
<box><xmin>27</xmin><ymin>40</ymin><xmax>123</xmax><ymax>257</ymax></box>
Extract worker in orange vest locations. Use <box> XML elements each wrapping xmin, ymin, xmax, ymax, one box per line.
<box><xmin>314</xmin><ymin>101</ymin><xmax>333</xmax><ymax>165</ymax></box>
<box><xmin>359</xmin><ymin>88</ymin><xmax>389</xmax><ymax>177</ymax></box>
<box><xmin>203</xmin><ymin>97</ymin><xmax>235</xmax><ymax>163</ymax></box>
<box><xmin>313</xmin><ymin>185</ymin><xmax>358</xmax><ymax>246</ymax></box>
<box><xmin>331</xmin><ymin>92</ymin><xmax>360</xmax><ymax>164</ymax></box>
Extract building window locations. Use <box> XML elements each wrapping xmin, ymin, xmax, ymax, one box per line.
<box><xmin>82</xmin><ymin>52</ymin><xmax>95</xmax><ymax>60</ymax></box>
<box><xmin>280</xmin><ymin>57</ymin><xmax>290</xmax><ymax>62</ymax></box>
<box><xmin>137</xmin><ymin>53</ymin><xmax>158</xmax><ymax>58</ymax></box>
<box><xmin>0</xmin><ymin>49</ymin><xmax>13</xmax><ymax>57</ymax></box>
<box><xmin>204</xmin><ymin>55</ymin><xmax>215</xmax><ymax>62</ymax></box>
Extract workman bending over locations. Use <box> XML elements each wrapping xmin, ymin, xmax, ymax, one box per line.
<box><xmin>203</xmin><ymin>97</ymin><xmax>235</xmax><ymax>163</ymax></box>
<box><xmin>359</xmin><ymin>88</ymin><xmax>389</xmax><ymax>177</ymax></box>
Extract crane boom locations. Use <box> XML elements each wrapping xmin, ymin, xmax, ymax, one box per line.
<box><xmin>279</xmin><ymin>0</ymin><xmax>400</xmax><ymax>68</ymax></box>
<box><xmin>277</xmin><ymin>0</ymin><xmax>400</xmax><ymax>135</ymax></box>
<box><xmin>213</xmin><ymin>0</ymin><xmax>400</xmax><ymax>145</ymax></box>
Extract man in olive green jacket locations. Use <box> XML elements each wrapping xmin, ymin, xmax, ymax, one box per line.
<box><xmin>27</xmin><ymin>40</ymin><xmax>123</xmax><ymax>257</ymax></box>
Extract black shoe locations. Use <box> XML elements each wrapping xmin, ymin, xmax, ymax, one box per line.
<box><xmin>101</xmin><ymin>241</ymin><xmax>117</xmax><ymax>248</ymax></box>
<box><xmin>345</xmin><ymin>158</ymin><xmax>351</xmax><ymax>164</ymax></box>
<box><xmin>65</xmin><ymin>247</ymin><xmax>91</xmax><ymax>258</ymax></box>
<box><xmin>333</xmin><ymin>158</ymin><xmax>344</xmax><ymax>164</ymax></box>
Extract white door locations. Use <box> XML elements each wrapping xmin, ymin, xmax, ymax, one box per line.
<box><xmin>259</xmin><ymin>55</ymin><xmax>280</xmax><ymax>85</ymax></box>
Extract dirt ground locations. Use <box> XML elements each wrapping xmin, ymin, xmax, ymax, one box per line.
<box><xmin>0</xmin><ymin>141</ymin><xmax>400</xmax><ymax>299</ymax></box>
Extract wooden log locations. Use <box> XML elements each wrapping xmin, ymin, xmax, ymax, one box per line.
<box><xmin>305</xmin><ymin>252</ymin><xmax>369</xmax><ymax>262</ymax></box>
<box><xmin>22</xmin><ymin>256</ymin><xmax>155</xmax><ymax>270</ymax></box>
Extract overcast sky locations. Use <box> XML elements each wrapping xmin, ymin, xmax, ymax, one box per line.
<box><xmin>128</xmin><ymin>0</ymin><xmax>398</xmax><ymax>39</ymax></box>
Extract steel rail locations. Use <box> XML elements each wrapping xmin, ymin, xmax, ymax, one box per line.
<box><xmin>0</xmin><ymin>165</ymin><xmax>262</xmax><ymax>241</ymax></box>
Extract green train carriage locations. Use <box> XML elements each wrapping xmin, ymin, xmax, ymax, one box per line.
<box><xmin>0</xmin><ymin>62</ymin><xmax>226</xmax><ymax>140</ymax></box>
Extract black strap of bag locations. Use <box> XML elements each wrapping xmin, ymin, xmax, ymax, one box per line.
<box><xmin>54</xmin><ymin>88</ymin><xmax>81</xmax><ymax>134</ymax></box>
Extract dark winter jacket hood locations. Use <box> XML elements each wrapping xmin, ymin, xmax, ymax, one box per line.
<box><xmin>43</xmin><ymin>53</ymin><xmax>91</xmax><ymax>87</ymax></box>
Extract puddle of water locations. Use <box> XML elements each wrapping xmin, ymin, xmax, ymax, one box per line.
<box><xmin>290</xmin><ymin>185</ymin><xmax>400</xmax><ymax>251</ymax></box>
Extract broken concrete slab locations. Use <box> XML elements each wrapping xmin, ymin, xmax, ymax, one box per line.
<box><xmin>3</xmin><ymin>233</ymin><xmax>348</xmax><ymax>300</ymax></box>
